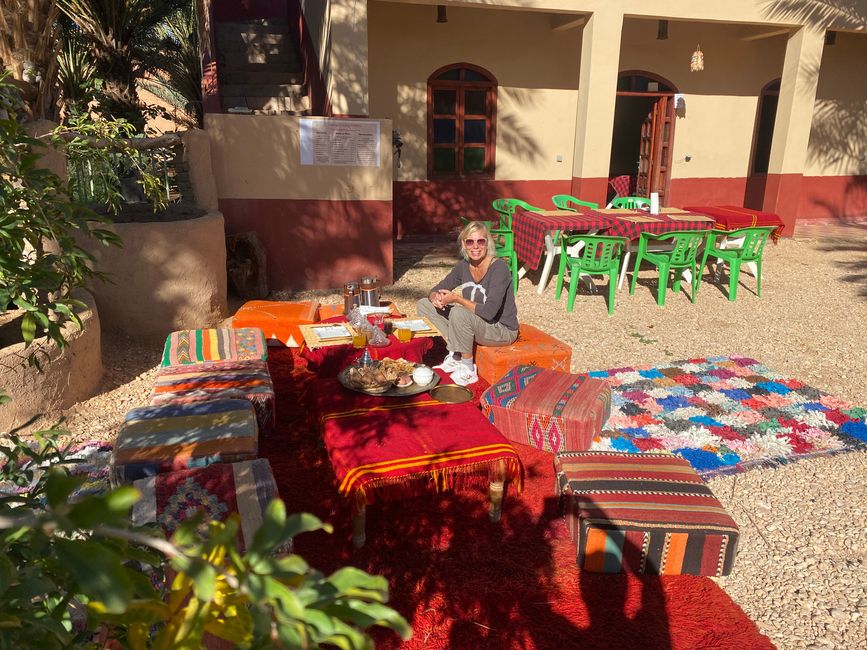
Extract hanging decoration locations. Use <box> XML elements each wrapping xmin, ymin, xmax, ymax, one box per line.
<box><xmin>690</xmin><ymin>44</ymin><xmax>704</xmax><ymax>72</ymax></box>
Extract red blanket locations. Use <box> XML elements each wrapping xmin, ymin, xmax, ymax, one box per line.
<box><xmin>683</xmin><ymin>205</ymin><xmax>785</xmax><ymax>240</ymax></box>
<box><xmin>313</xmin><ymin>377</ymin><xmax>523</xmax><ymax>508</ymax></box>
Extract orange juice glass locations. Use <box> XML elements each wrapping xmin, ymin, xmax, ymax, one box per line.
<box><xmin>351</xmin><ymin>330</ymin><xmax>367</xmax><ymax>348</ymax></box>
<box><xmin>396</xmin><ymin>327</ymin><xmax>412</xmax><ymax>343</ymax></box>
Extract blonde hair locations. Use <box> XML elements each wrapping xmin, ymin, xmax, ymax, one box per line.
<box><xmin>458</xmin><ymin>221</ymin><xmax>497</xmax><ymax>261</ymax></box>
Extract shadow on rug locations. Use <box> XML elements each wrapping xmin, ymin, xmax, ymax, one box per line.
<box><xmin>586</xmin><ymin>355</ymin><xmax>867</xmax><ymax>477</ymax></box>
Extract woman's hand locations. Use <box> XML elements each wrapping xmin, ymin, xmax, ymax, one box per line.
<box><xmin>439</xmin><ymin>290</ymin><xmax>462</xmax><ymax>306</ymax></box>
<box><xmin>429</xmin><ymin>291</ymin><xmax>444</xmax><ymax>309</ymax></box>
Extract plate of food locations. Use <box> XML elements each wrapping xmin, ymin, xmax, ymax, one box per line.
<box><xmin>338</xmin><ymin>358</ymin><xmax>439</xmax><ymax>397</ymax></box>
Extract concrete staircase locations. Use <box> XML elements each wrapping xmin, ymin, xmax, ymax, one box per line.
<box><xmin>216</xmin><ymin>19</ymin><xmax>310</xmax><ymax>115</ymax></box>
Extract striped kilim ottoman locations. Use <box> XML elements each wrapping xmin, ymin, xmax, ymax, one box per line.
<box><xmin>481</xmin><ymin>365</ymin><xmax>611</xmax><ymax>453</ymax></box>
<box><xmin>111</xmin><ymin>399</ymin><xmax>259</xmax><ymax>485</ymax></box>
<box><xmin>131</xmin><ymin>459</ymin><xmax>283</xmax><ymax>552</ymax></box>
<box><xmin>150</xmin><ymin>360</ymin><xmax>275</xmax><ymax>436</ymax></box>
<box><xmin>161</xmin><ymin>327</ymin><xmax>268</xmax><ymax>367</ymax></box>
<box><xmin>232</xmin><ymin>300</ymin><xmax>319</xmax><ymax>347</ymax></box>
<box><xmin>554</xmin><ymin>451</ymin><xmax>739</xmax><ymax>576</ymax></box>
<box><xmin>475</xmin><ymin>324</ymin><xmax>572</xmax><ymax>385</ymax></box>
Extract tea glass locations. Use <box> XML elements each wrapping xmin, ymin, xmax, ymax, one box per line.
<box><xmin>351</xmin><ymin>330</ymin><xmax>367</xmax><ymax>349</ymax></box>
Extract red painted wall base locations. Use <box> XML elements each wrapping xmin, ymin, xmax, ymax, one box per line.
<box><xmin>798</xmin><ymin>175</ymin><xmax>867</xmax><ymax>222</ymax></box>
<box><xmin>393</xmin><ymin>179</ymin><xmax>571</xmax><ymax>237</ymax></box>
<box><xmin>219</xmin><ymin>198</ymin><xmax>393</xmax><ymax>291</ymax></box>
<box><xmin>570</xmin><ymin>177</ymin><xmax>609</xmax><ymax>208</ymax></box>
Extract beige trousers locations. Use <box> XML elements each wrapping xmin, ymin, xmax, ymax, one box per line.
<box><xmin>416</xmin><ymin>299</ymin><xmax>518</xmax><ymax>356</ymax></box>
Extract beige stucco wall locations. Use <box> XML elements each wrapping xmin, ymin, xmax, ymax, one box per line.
<box><xmin>805</xmin><ymin>31</ymin><xmax>867</xmax><ymax>177</ymax></box>
<box><xmin>206</xmin><ymin>113</ymin><xmax>393</xmax><ymax>200</ymax></box>
<box><xmin>368</xmin><ymin>1</ymin><xmax>581</xmax><ymax>182</ymax></box>
<box><xmin>0</xmin><ymin>291</ymin><xmax>102</xmax><ymax>432</ymax></box>
<box><xmin>81</xmin><ymin>213</ymin><xmax>228</xmax><ymax>340</ymax></box>
<box><xmin>619</xmin><ymin>18</ymin><xmax>788</xmax><ymax>180</ymax></box>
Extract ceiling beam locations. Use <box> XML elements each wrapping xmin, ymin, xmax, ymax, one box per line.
<box><xmin>739</xmin><ymin>27</ymin><xmax>791</xmax><ymax>41</ymax></box>
<box><xmin>551</xmin><ymin>14</ymin><xmax>586</xmax><ymax>32</ymax></box>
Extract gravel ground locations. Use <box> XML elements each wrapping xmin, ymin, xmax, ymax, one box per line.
<box><xmin>38</xmin><ymin>221</ymin><xmax>867</xmax><ymax>649</ymax></box>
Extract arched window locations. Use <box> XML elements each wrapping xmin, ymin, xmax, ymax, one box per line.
<box><xmin>427</xmin><ymin>64</ymin><xmax>497</xmax><ymax>178</ymax></box>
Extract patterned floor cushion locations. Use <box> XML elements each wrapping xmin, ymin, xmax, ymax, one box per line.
<box><xmin>161</xmin><ymin>327</ymin><xmax>268</xmax><ymax>367</ymax></box>
<box><xmin>482</xmin><ymin>365</ymin><xmax>610</xmax><ymax>453</ymax></box>
<box><xmin>475</xmin><ymin>324</ymin><xmax>572</xmax><ymax>385</ymax></box>
<box><xmin>111</xmin><ymin>399</ymin><xmax>259</xmax><ymax>485</ymax></box>
<box><xmin>131</xmin><ymin>459</ymin><xmax>282</xmax><ymax>552</ymax></box>
<box><xmin>150</xmin><ymin>360</ymin><xmax>275</xmax><ymax>436</ymax></box>
<box><xmin>555</xmin><ymin>451</ymin><xmax>739</xmax><ymax>576</ymax></box>
<box><xmin>233</xmin><ymin>300</ymin><xmax>319</xmax><ymax>347</ymax></box>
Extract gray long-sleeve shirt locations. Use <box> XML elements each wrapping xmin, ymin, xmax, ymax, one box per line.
<box><xmin>430</xmin><ymin>258</ymin><xmax>519</xmax><ymax>331</ymax></box>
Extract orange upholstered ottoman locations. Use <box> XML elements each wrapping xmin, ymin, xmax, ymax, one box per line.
<box><xmin>232</xmin><ymin>300</ymin><xmax>319</xmax><ymax>347</ymax></box>
<box><xmin>475</xmin><ymin>324</ymin><xmax>572</xmax><ymax>385</ymax></box>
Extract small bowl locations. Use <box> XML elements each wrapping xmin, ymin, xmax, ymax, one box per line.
<box><xmin>412</xmin><ymin>366</ymin><xmax>434</xmax><ymax>386</ymax></box>
<box><xmin>394</xmin><ymin>374</ymin><xmax>414</xmax><ymax>388</ymax></box>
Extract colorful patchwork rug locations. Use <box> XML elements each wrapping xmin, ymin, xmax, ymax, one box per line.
<box><xmin>585</xmin><ymin>356</ymin><xmax>867</xmax><ymax>478</ymax></box>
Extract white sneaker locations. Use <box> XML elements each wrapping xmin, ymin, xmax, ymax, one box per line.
<box><xmin>450</xmin><ymin>363</ymin><xmax>478</xmax><ymax>386</ymax></box>
<box><xmin>433</xmin><ymin>353</ymin><xmax>461</xmax><ymax>373</ymax></box>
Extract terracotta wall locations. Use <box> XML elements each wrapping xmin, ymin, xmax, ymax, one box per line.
<box><xmin>206</xmin><ymin>113</ymin><xmax>394</xmax><ymax>289</ymax></box>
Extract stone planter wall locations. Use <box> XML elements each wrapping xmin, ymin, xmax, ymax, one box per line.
<box><xmin>81</xmin><ymin>212</ymin><xmax>228</xmax><ymax>341</ymax></box>
<box><xmin>0</xmin><ymin>291</ymin><xmax>102</xmax><ymax>432</ymax></box>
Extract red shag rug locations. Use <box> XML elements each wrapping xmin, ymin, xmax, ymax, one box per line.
<box><xmin>264</xmin><ymin>347</ymin><xmax>774</xmax><ymax>649</ymax></box>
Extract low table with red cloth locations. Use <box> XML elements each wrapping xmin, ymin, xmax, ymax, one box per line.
<box><xmin>683</xmin><ymin>205</ymin><xmax>786</xmax><ymax>241</ymax></box>
<box><xmin>313</xmin><ymin>371</ymin><xmax>524</xmax><ymax>547</ymax></box>
<box><xmin>555</xmin><ymin>451</ymin><xmax>739</xmax><ymax>576</ymax></box>
<box><xmin>481</xmin><ymin>365</ymin><xmax>611</xmax><ymax>454</ymax></box>
<box><xmin>513</xmin><ymin>208</ymin><xmax>615</xmax><ymax>270</ymax></box>
<box><xmin>585</xmin><ymin>208</ymin><xmax>716</xmax><ymax>241</ymax></box>
<box><xmin>301</xmin><ymin>315</ymin><xmax>433</xmax><ymax>378</ymax></box>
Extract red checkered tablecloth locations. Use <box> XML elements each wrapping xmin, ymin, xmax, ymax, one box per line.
<box><xmin>585</xmin><ymin>208</ymin><xmax>715</xmax><ymax>242</ymax></box>
<box><xmin>513</xmin><ymin>209</ymin><xmax>614</xmax><ymax>270</ymax></box>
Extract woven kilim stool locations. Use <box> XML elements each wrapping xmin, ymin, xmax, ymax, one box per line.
<box><xmin>475</xmin><ymin>324</ymin><xmax>572</xmax><ymax>385</ymax></box>
<box><xmin>131</xmin><ymin>459</ymin><xmax>283</xmax><ymax>552</ymax></box>
<box><xmin>150</xmin><ymin>360</ymin><xmax>275</xmax><ymax>436</ymax></box>
<box><xmin>111</xmin><ymin>399</ymin><xmax>259</xmax><ymax>485</ymax></box>
<box><xmin>554</xmin><ymin>451</ymin><xmax>739</xmax><ymax>576</ymax></box>
<box><xmin>233</xmin><ymin>300</ymin><xmax>319</xmax><ymax>347</ymax></box>
<box><xmin>481</xmin><ymin>365</ymin><xmax>610</xmax><ymax>453</ymax></box>
<box><xmin>161</xmin><ymin>327</ymin><xmax>268</xmax><ymax>367</ymax></box>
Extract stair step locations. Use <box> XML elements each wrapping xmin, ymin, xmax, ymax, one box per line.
<box><xmin>220</xmin><ymin>50</ymin><xmax>296</xmax><ymax>66</ymax></box>
<box><xmin>221</xmin><ymin>70</ymin><xmax>304</xmax><ymax>85</ymax></box>
<box><xmin>216</xmin><ymin>19</ymin><xmax>288</xmax><ymax>32</ymax></box>
<box><xmin>219</xmin><ymin>31</ymin><xmax>289</xmax><ymax>47</ymax></box>
<box><xmin>219</xmin><ymin>40</ymin><xmax>294</xmax><ymax>55</ymax></box>
<box><xmin>222</xmin><ymin>94</ymin><xmax>309</xmax><ymax>112</ymax></box>
<box><xmin>221</xmin><ymin>83</ymin><xmax>306</xmax><ymax>98</ymax></box>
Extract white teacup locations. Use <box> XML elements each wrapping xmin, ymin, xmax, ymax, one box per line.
<box><xmin>412</xmin><ymin>365</ymin><xmax>434</xmax><ymax>386</ymax></box>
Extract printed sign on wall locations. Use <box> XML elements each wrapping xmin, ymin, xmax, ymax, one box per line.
<box><xmin>300</xmin><ymin>118</ymin><xmax>380</xmax><ymax>166</ymax></box>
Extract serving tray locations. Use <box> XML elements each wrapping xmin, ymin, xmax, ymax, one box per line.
<box><xmin>337</xmin><ymin>366</ymin><xmax>440</xmax><ymax>397</ymax></box>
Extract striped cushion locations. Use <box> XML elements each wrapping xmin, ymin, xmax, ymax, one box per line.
<box><xmin>150</xmin><ymin>360</ymin><xmax>275</xmax><ymax>436</ymax></box>
<box><xmin>481</xmin><ymin>365</ymin><xmax>611</xmax><ymax>453</ymax></box>
<box><xmin>554</xmin><ymin>451</ymin><xmax>739</xmax><ymax>576</ymax></box>
<box><xmin>161</xmin><ymin>327</ymin><xmax>267</xmax><ymax>367</ymax></box>
<box><xmin>111</xmin><ymin>399</ymin><xmax>258</xmax><ymax>485</ymax></box>
<box><xmin>131</xmin><ymin>459</ymin><xmax>283</xmax><ymax>552</ymax></box>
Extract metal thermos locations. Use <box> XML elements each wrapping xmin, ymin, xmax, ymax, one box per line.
<box><xmin>343</xmin><ymin>281</ymin><xmax>360</xmax><ymax>314</ymax></box>
<box><xmin>359</xmin><ymin>276</ymin><xmax>380</xmax><ymax>307</ymax></box>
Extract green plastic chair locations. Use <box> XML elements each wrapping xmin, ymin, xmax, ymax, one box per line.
<box><xmin>551</xmin><ymin>194</ymin><xmax>599</xmax><ymax>212</ymax></box>
<box><xmin>555</xmin><ymin>234</ymin><xmax>628</xmax><ymax>315</ymax></box>
<box><xmin>629</xmin><ymin>230</ymin><xmax>707</xmax><ymax>307</ymax></box>
<box><xmin>488</xmin><ymin>199</ymin><xmax>543</xmax><ymax>293</ymax></box>
<box><xmin>700</xmin><ymin>226</ymin><xmax>775</xmax><ymax>301</ymax></box>
<box><xmin>610</xmin><ymin>196</ymin><xmax>651</xmax><ymax>210</ymax></box>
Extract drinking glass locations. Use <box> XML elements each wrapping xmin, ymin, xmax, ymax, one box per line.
<box><xmin>373</xmin><ymin>313</ymin><xmax>386</xmax><ymax>331</ymax></box>
<box><xmin>396</xmin><ymin>327</ymin><xmax>412</xmax><ymax>343</ymax></box>
<box><xmin>351</xmin><ymin>329</ymin><xmax>367</xmax><ymax>348</ymax></box>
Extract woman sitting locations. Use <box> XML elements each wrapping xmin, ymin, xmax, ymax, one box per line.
<box><xmin>416</xmin><ymin>220</ymin><xmax>519</xmax><ymax>385</ymax></box>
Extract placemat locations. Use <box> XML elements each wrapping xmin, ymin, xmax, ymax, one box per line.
<box><xmin>618</xmin><ymin>215</ymin><xmax>663</xmax><ymax>223</ymax></box>
<box><xmin>299</xmin><ymin>323</ymin><xmax>355</xmax><ymax>349</ymax></box>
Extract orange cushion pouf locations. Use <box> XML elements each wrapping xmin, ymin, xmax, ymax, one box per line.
<box><xmin>232</xmin><ymin>300</ymin><xmax>319</xmax><ymax>347</ymax></box>
<box><xmin>475</xmin><ymin>324</ymin><xmax>572</xmax><ymax>385</ymax></box>
<box><xmin>317</xmin><ymin>304</ymin><xmax>345</xmax><ymax>321</ymax></box>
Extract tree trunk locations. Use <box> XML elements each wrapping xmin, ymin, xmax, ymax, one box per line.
<box><xmin>95</xmin><ymin>48</ymin><xmax>145</xmax><ymax>131</ymax></box>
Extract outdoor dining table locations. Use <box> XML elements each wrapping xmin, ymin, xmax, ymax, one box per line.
<box><xmin>312</xmin><ymin>370</ymin><xmax>524</xmax><ymax>547</ymax></box>
<box><xmin>682</xmin><ymin>205</ymin><xmax>786</xmax><ymax>240</ymax></box>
